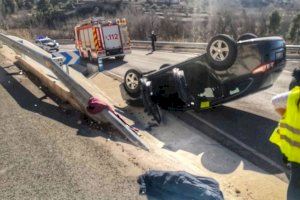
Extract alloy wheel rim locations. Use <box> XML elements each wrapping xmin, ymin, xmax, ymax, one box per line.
<box><xmin>210</xmin><ymin>40</ymin><xmax>230</xmax><ymax>61</ymax></box>
<box><xmin>126</xmin><ymin>72</ymin><xmax>139</xmax><ymax>90</ymax></box>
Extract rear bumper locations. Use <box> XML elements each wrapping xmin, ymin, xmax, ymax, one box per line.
<box><xmin>98</xmin><ymin>49</ymin><xmax>131</xmax><ymax>59</ymax></box>
<box><xmin>241</xmin><ymin>60</ymin><xmax>285</xmax><ymax>94</ymax></box>
<box><xmin>205</xmin><ymin>61</ymin><xmax>285</xmax><ymax>107</ymax></box>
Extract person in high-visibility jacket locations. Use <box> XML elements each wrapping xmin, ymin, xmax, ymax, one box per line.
<box><xmin>271</xmin><ymin>68</ymin><xmax>300</xmax><ymax>200</ymax></box>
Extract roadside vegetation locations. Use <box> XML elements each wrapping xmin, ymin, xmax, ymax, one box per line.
<box><xmin>0</xmin><ymin>0</ymin><xmax>300</xmax><ymax>43</ymax></box>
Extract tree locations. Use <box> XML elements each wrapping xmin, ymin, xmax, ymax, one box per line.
<box><xmin>290</xmin><ymin>14</ymin><xmax>300</xmax><ymax>43</ymax></box>
<box><xmin>0</xmin><ymin>0</ymin><xmax>5</xmax><ymax>16</ymax></box>
<box><xmin>211</xmin><ymin>11</ymin><xmax>237</xmax><ymax>39</ymax></box>
<box><xmin>241</xmin><ymin>10</ymin><xmax>256</xmax><ymax>34</ymax></box>
<box><xmin>2</xmin><ymin>0</ymin><xmax>18</xmax><ymax>14</ymax></box>
<box><xmin>257</xmin><ymin>13</ymin><xmax>268</xmax><ymax>36</ymax></box>
<box><xmin>269</xmin><ymin>10</ymin><xmax>281</xmax><ymax>34</ymax></box>
<box><xmin>37</xmin><ymin>0</ymin><xmax>52</xmax><ymax>13</ymax></box>
<box><xmin>24</xmin><ymin>0</ymin><xmax>34</xmax><ymax>9</ymax></box>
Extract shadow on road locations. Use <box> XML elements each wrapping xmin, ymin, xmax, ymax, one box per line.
<box><xmin>78</xmin><ymin>58</ymin><xmax>127</xmax><ymax>71</ymax></box>
<box><xmin>0</xmin><ymin>62</ymin><xmax>129</xmax><ymax>145</ymax></box>
<box><xmin>3</xmin><ymin>57</ymin><xmax>286</xmax><ymax>177</ymax></box>
<box><xmin>113</xmin><ymin>95</ymin><xmax>285</xmax><ymax>176</ymax></box>
<box><xmin>171</xmin><ymin>105</ymin><xmax>286</xmax><ymax>176</ymax></box>
<box><xmin>146</xmin><ymin>52</ymin><xmax>153</xmax><ymax>56</ymax></box>
<box><xmin>103</xmin><ymin>58</ymin><xmax>127</xmax><ymax>71</ymax></box>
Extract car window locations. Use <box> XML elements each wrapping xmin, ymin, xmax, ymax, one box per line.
<box><xmin>41</xmin><ymin>39</ymin><xmax>52</xmax><ymax>44</ymax></box>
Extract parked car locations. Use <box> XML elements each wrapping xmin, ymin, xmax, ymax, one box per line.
<box><xmin>35</xmin><ymin>36</ymin><xmax>59</xmax><ymax>52</ymax></box>
<box><xmin>120</xmin><ymin>34</ymin><xmax>287</xmax><ymax>122</ymax></box>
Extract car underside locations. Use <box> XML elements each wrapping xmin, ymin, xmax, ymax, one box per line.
<box><xmin>121</xmin><ymin>34</ymin><xmax>287</xmax><ymax>122</ymax></box>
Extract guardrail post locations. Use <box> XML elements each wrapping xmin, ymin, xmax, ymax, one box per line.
<box><xmin>66</xmin><ymin>65</ymin><xmax>70</xmax><ymax>75</ymax></box>
<box><xmin>98</xmin><ymin>58</ymin><xmax>104</xmax><ymax>72</ymax></box>
<box><xmin>0</xmin><ymin>33</ymin><xmax>149</xmax><ymax>151</ymax></box>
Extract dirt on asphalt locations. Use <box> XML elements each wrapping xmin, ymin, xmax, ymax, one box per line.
<box><xmin>0</xmin><ymin>55</ymin><xmax>145</xmax><ymax>200</ymax></box>
<box><xmin>0</xmin><ymin>46</ymin><xmax>289</xmax><ymax>200</ymax></box>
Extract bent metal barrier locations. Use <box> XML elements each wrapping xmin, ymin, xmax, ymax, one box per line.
<box><xmin>0</xmin><ymin>33</ymin><xmax>149</xmax><ymax>151</ymax></box>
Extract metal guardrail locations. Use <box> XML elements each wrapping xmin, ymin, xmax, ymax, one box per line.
<box><xmin>0</xmin><ymin>33</ymin><xmax>149</xmax><ymax>151</ymax></box>
<box><xmin>55</xmin><ymin>39</ymin><xmax>300</xmax><ymax>58</ymax></box>
<box><xmin>131</xmin><ymin>40</ymin><xmax>300</xmax><ymax>58</ymax></box>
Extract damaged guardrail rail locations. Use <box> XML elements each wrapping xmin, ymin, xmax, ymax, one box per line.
<box><xmin>0</xmin><ymin>33</ymin><xmax>149</xmax><ymax>151</ymax></box>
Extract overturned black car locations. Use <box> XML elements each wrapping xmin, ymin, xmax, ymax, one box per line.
<box><xmin>121</xmin><ymin>34</ymin><xmax>286</xmax><ymax>122</ymax></box>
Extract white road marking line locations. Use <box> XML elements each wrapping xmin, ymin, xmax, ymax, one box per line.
<box><xmin>104</xmin><ymin>71</ymin><xmax>289</xmax><ymax>180</ymax></box>
<box><xmin>106</xmin><ymin>70</ymin><xmax>287</xmax><ymax>174</ymax></box>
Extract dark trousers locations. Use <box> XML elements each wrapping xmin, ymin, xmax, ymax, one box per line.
<box><xmin>288</xmin><ymin>162</ymin><xmax>300</xmax><ymax>200</ymax></box>
<box><xmin>151</xmin><ymin>41</ymin><xmax>155</xmax><ymax>51</ymax></box>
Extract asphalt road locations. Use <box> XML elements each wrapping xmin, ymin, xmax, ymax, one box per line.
<box><xmin>61</xmin><ymin>45</ymin><xmax>300</xmax><ymax>174</ymax></box>
<box><xmin>0</xmin><ymin>55</ymin><xmax>143</xmax><ymax>199</ymax></box>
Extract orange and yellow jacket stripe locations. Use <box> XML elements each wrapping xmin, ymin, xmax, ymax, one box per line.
<box><xmin>270</xmin><ymin>86</ymin><xmax>300</xmax><ymax>163</ymax></box>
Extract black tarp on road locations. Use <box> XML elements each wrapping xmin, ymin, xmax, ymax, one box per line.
<box><xmin>137</xmin><ymin>171</ymin><xmax>224</xmax><ymax>200</ymax></box>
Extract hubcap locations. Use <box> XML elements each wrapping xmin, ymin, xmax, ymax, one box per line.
<box><xmin>125</xmin><ymin>72</ymin><xmax>139</xmax><ymax>90</ymax></box>
<box><xmin>210</xmin><ymin>40</ymin><xmax>230</xmax><ymax>61</ymax></box>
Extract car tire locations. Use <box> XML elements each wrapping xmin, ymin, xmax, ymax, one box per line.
<box><xmin>237</xmin><ymin>33</ymin><xmax>257</xmax><ymax>41</ymax></box>
<box><xmin>159</xmin><ymin>64</ymin><xmax>171</xmax><ymax>69</ymax></box>
<box><xmin>173</xmin><ymin>68</ymin><xmax>190</xmax><ymax>103</ymax></box>
<box><xmin>124</xmin><ymin>69</ymin><xmax>142</xmax><ymax>98</ymax></box>
<box><xmin>206</xmin><ymin>34</ymin><xmax>237</xmax><ymax>71</ymax></box>
<box><xmin>140</xmin><ymin>78</ymin><xmax>162</xmax><ymax>123</ymax></box>
<box><xmin>116</xmin><ymin>55</ymin><xmax>125</xmax><ymax>60</ymax></box>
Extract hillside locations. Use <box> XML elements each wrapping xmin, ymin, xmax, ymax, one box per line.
<box><xmin>0</xmin><ymin>0</ymin><xmax>299</xmax><ymax>43</ymax></box>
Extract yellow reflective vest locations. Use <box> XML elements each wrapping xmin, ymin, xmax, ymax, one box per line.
<box><xmin>270</xmin><ymin>86</ymin><xmax>300</xmax><ymax>163</ymax></box>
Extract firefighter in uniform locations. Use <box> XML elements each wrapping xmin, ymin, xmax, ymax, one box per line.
<box><xmin>150</xmin><ymin>31</ymin><xmax>157</xmax><ymax>52</ymax></box>
<box><xmin>271</xmin><ymin>68</ymin><xmax>300</xmax><ymax>200</ymax></box>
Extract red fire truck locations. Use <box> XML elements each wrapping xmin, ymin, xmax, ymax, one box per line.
<box><xmin>74</xmin><ymin>17</ymin><xmax>131</xmax><ymax>62</ymax></box>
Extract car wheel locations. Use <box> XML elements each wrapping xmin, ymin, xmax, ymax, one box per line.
<box><xmin>116</xmin><ymin>55</ymin><xmax>125</xmax><ymax>60</ymax></box>
<box><xmin>173</xmin><ymin>68</ymin><xmax>190</xmax><ymax>103</ymax></box>
<box><xmin>124</xmin><ymin>69</ymin><xmax>142</xmax><ymax>98</ymax></box>
<box><xmin>159</xmin><ymin>64</ymin><xmax>171</xmax><ymax>69</ymax></box>
<box><xmin>237</xmin><ymin>33</ymin><xmax>257</xmax><ymax>41</ymax></box>
<box><xmin>206</xmin><ymin>34</ymin><xmax>237</xmax><ymax>71</ymax></box>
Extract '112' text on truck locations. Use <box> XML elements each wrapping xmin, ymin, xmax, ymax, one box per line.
<box><xmin>74</xmin><ymin>17</ymin><xmax>131</xmax><ymax>62</ymax></box>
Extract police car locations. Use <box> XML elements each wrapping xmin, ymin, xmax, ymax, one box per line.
<box><xmin>35</xmin><ymin>36</ymin><xmax>59</xmax><ymax>52</ymax></box>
